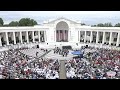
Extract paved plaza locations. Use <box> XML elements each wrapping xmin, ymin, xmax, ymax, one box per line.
<box><xmin>20</xmin><ymin>48</ymin><xmax>46</xmax><ymax>57</ymax></box>
<box><xmin>59</xmin><ymin>60</ymin><xmax>66</xmax><ymax>79</ymax></box>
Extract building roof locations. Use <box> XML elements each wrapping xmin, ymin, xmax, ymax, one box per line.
<box><xmin>44</xmin><ymin>17</ymin><xmax>81</xmax><ymax>24</ymax></box>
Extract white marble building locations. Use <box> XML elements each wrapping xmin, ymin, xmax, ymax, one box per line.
<box><xmin>0</xmin><ymin>17</ymin><xmax>120</xmax><ymax>48</ymax></box>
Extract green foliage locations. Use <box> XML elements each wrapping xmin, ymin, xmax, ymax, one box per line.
<box><xmin>9</xmin><ymin>21</ymin><xmax>19</xmax><ymax>26</ymax></box>
<box><xmin>91</xmin><ymin>25</ymin><xmax>97</xmax><ymax>27</ymax></box>
<box><xmin>81</xmin><ymin>23</ymin><xmax>86</xmax><ymax>25</ymax></box>
<box><xmin>0</xmin><ymin>18</ymin><xmax>4</xmax><ymax>26</ymax></box>
<box><xmin>114</xmin><ymin>23</ymin><xmax>120</xmax><ymax>27</ymax></box>
<box><xmin>97</xmin><ymin>23</ymin><xmax>104</xmax><ymax>27</ymax></box>
<box><xmin>18</xmin><ymin>18</ymin><xmax>37</xmax><ymax>26</ymax></box>
<box><xmin>104</xmin><ymin>23</ymin><xmax>112</xmax><ymax>27</ymax></box>
<box><xmin>92</xmin><ymin>23</ymin><xmax>113</xmax><ymax>27</ymax></box>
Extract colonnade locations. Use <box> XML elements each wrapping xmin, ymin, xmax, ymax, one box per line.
<box><xmin>78</xmin><ymin>31</ymin><xmax>120</xmax><ymax>46</ymax></box>
<box><xmin>0</xmin><ymin>31</ymin><xmax>46</xmax><ymax>46</ymax></box>
<box><xmin>0</xmin><ymin>29</ymin><xmax>120</xmax><ymax>47</ymax></box>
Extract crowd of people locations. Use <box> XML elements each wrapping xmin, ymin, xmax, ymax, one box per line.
<box><xmin>0</xmin><ymin>44</ymin><xmax>120</xmax><ymax>79</ymax></box>
<box><xmin>53</xmin><ymin>47</ymin><xmax>69</xmax><ymax>57</ymax></box>
<box><xmin>65</xmin><ymin>46</ymin><xmax>120</xmax><ymax>79</ymax></box>
<box><xmin>0</xmin><ymin>48</ymin><xmax>60</xmax><ymax>79</ymax></box>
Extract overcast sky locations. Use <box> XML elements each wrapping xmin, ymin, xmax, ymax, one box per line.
<box><xmin>0</xmin><ymin>11</ymin><xmax>120</xmax><ymax>25</ymax></box>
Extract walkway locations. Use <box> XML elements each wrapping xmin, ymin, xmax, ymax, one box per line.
<box><xmin>59</xmin><ymin>60</ymin><xmax>66</xmax><ymax>79</ymax></box>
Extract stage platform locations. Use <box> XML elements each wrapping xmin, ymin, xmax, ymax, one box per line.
<box><xmin>44</xmin><ymin>50</ymin><xmax>75</xmax><ymax>60</ymax></box>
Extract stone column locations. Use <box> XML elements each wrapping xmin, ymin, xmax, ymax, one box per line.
<box><xmin>109</xmin><ymin>32</ymin><xmax>112</xmax><ymax>45</ymax></box>
<box><xmin>13</xmin><ymin>32</ymin><xmax>16</xmax><ymax>45</ymax></box>
<box><xmin>38</xmin><ymin>31</ymin><xmax>40</xmax><ymax>42</ymax></box>
<box><xmin>84</xmin><ymin>31</ymin><xmax>86</xmax><ymax>43</ymax></box>
<box><xmin>59</xmin><ymin>30</ymin><xmax>60</xmax><ymax>41</ymax></box>
<box><xmin>64</xmin><ymin>30</ymin><xmax>66</xmax><ymax>40</ymax></box>
<box><xmin>41</xmin><ymin>31</ymin><xmax>44</xmax><ymax>41</ymax></box>
<box><xmin>102</xmin><ymin>32</ymin><xmax>105</xmax><ymax>44</ymax></box>
<box><xmin>0</xmin><ymin>34</ymin><xmax>2</xmax><ymax>46</ymax></box>
<box><xmin>26</xmin><ymin>31</ymin><xmax>29</xmax><ymax>43</ymax></box>
<box><xmin>66</xmin><ymin>30</ymin><xmax>68</xmax><ymax>42</ymax></box>
<box><xmin>69</xmin><ymin>30</ymin><xmax>71</xmax><ymax>42</ymax></box>
<box><xmin>96</xmin><ymin>31</ymin><xmax>99</xmax><ymax>44</ymax></box>
<box><xmin>116</xmin><ymin>32</ymin><xmax>120</xmax><ymax>46</ymax></box>
<box><xmin>55</xmin><ymin>31</ymin><xmax>56</xmax><ymax>42</ymax></box>
<box><xmin>44</xmin><ymin>31</ymin><xmax>46</xmax><ymax>42</ymax></box>
<box><xmin>54</xmin><ymin>30</ymin><xmax>55</xmax><ymax>42</ymax></box>
<box><xmin>45</xmin><ymin>31</ymin><xmax>47</xmax><ymax>42</ymax></box>
<box><xmin>5</xmin><ymin>32</ymin><xmax>9</xmax><ymax>45</ymax></box>
<box><xmin>90</xmin><ymin>31</ymin><xmax>93</xmax><ymax>43</ymax></box>
<box><xmin>32</xmin><ymin>31</ymin><xmax>35</xmax><ymax>42</ymax></box>
<box><xmin>78</xmin><ymin>31</ymin><xmax>79</xmax><ymax>41</ymax></box>
<box><xmin>79</xmin><ymin>31</ymin><xmax>81</xmax><ymax>42</ymax></box>
<box><xmin>20</xmin><ymin>31</ymin><xmax>23</xmax><ymax>43</ymax></box>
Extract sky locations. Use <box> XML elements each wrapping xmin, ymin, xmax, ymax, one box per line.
<box><xmin>0</xmin><ymin>11</ymin><xmax>120</xmax><ymax>25</ymax></box>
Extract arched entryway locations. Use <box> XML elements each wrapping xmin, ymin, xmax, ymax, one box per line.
<box><xmin>56</xmin><ymin>21</ymin><xmax>69</xmax><ymax>42</ymax></box>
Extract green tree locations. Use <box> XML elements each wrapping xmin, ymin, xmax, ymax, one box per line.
<box><xmin>91</xmin><ymin>25</ymin><xmax>97</xmax><ymax>27</ymax></box>
<box><xmin>104</xmin><ymin>23</ymin><xmax>112</xmax><ymax>27</ymax></box>
<box><xmin>92</xmin><ymin>23</ymin><xmax>113</xmax><ymax>27</ymax></box>
<box><xmin>0</xmin><ymin>18</ymin><xmax>4</xmax><ymax>26</ymax></box>
<box><xmin>81</xmin><ymin>23</ymin><xmax>86</xmax><ymax>25</ymax></box>
<box><xmin>114</xmin><ymin>23</ymin><xmax>120</xmax><ymax>27</ymax></box>
<box><xmin>97</xmin><ymin>23</ymin><xmax>104</xmax><ymax>27</ymax></box>
<box><xmin>3</xmin><ymin>24</ymin><xmax>9</xmax><ymax>27</ymax></box>
<box><xmin>9</xmin><ymin>21</ymin><xmax>19</xmax><ymax>26</ymax></box>
<box><xmin>18</xmin><ymin>18</ymin><xmax>38</xmax><ymax>26</ymax></box>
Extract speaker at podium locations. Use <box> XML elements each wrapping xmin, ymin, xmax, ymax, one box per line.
<box><xmin>37</xmin><ymin>45</ymin><xmax>39</xmax><ymax>48</ymax></box>
<box><xmin>85</xmin><ymin>45</ymin><xmax>88</xmax><ymax>48</ymax></box>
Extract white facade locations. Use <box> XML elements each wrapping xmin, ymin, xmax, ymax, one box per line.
<box><xmin>0</xmin><ymin>17</ymin><xmax>120</xmax><ymax>47</ymax></box>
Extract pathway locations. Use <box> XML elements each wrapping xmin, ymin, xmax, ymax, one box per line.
<box><xmin>59</xmin><ymin>60</ymin><xmax>66</xmax><ymax>79</ymax></box>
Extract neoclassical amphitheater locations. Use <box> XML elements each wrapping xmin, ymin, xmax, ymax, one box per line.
<box><xmin>0</xmin><ymin>17</ymin><xmax>120</xmax><ymax>79</ymax></box>
<box><xmin>0</xmin><ymin>17</ymin><xmax>120</xmax><ymax>51</ymax></box>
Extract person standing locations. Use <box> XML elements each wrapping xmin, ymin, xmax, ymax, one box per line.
<box><xmin>36</xmin><ymin>52</ymin><xmax>39</xmax><ymax>57</ymax></box>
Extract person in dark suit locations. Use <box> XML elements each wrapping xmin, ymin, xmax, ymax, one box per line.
<box><xmin>36</xmin><ymin>52</ymin><xmax>39</xmax><ymax>57</ymax></box>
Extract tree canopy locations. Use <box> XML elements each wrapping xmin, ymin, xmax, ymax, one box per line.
<box><xmin>81</xmin><ymin>23</ymin><xmax>86</xmax><ymax>25</ymax></box>
<box><xmin>92</xmin><ymin>23</ymin><xmax>113</xmax><ymax>27</ymax></box>
<box><xmin>0</xmin><ymin>18</ymin><xmax>4</xmax><ymax>26</ymax></box>
<box><xmin>18</xmin><ymin>18</ymin><xmax>37</xmax><ymax>26</ymax></box>
<box><xmin>9</xmin><ymin>21</ymin><xmax>19</xmax><ymax>26</ymax></box>
<box><xmin>104</xmin><ymin>23</ymin><xmax>112</xmax><ymax>27</ymax></box>
<box><xmin>114</xmin><ymin>23</ymin><xmax>120</xmax><ymax>27</ymax></box>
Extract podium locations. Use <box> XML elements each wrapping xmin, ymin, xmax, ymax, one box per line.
<box><xmin>62</xmin><ymin>46</ymin><xmax>72</xmax><ymax>50</ymax></box>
